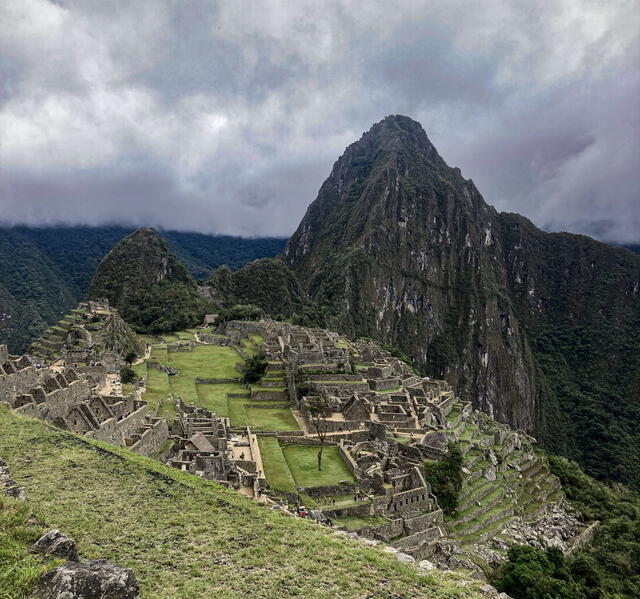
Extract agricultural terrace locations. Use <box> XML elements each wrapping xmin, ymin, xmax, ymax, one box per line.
<box><xmin>135</xmin><ymin>330</ymin><xmax>299</xmax><ymax>432</ymax></box>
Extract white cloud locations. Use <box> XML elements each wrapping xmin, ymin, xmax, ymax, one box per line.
<box><xmin>0</xmin><ymin>0</ymin><xmax>637</xmax><ymax>240</ymax></box>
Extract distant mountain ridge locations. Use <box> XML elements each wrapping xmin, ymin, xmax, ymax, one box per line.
<box><xmin>0</xmin><ymin>225</ymin><xmax>285</xmax><ymax>353</ymax></box>
<box><xmin>284</xmin><ymin>115</ymin><xmax>640</xmax><ymax>488</ymax></box>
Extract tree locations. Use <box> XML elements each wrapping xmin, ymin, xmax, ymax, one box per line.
<box><xmin>423</xmin><ymin>443</ymin><xmax>463</xmax><ymax>514</ymax></box>
<box><xmin>124</xmin><ymin>350</ymin><xmax>137</xmax><ymax>365</ymax></box>
<box><xmin>120</xmin><ymin>365</ymin><xmax>136</xmax><ymax>384</ymax></box>
<box><xmin>306</xmin><ymin>396</ymin><xmax>331</xmax><ymax>471</ymax></box>
<box><xmin>242</xmin><ymin>352</ymin><xmax>267</xmax><ymax>384</ymax></box>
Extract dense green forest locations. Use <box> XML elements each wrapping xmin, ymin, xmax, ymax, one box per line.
<box><xmin>494</xmin><ymin>455</ymin><xmax>640</xmax><ymax>599</ymax></box>
<box><xmin>0</xmin><ymin>226</ymin><xmax>285</xmax><ymax>353</ymax></box>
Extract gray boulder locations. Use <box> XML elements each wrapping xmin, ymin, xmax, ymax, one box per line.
<box><xmin>35</xmin><ymin>559</ymin><xmax>139</xmax><ymax>599</ymax></box>
<box><xmin>31</xmin><ymin>529</ymin><xmax>79</xmax><ymax>561</ymax></box>
<box><xmin>0</xmin><ymin>457</ymin><xmax>28</xmax><ymax>501</ymax></box>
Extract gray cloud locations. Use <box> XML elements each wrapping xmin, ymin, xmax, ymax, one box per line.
<box><xmin>0</xmin><ymin>0</ymin><xmax>638</xmax><ymax>241</ymax></box>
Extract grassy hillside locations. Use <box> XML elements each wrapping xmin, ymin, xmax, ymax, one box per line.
<box><xmin>206</xmin><ymin>259</ymin><xmax>321</xmax><ymax>324</ymax></box>
<box><xmin>0</xmin><ymin>406</ymin><xmax>485</xmax><ymax>599</ymax></box>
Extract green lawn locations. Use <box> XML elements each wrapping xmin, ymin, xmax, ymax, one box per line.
<box><xmin>332</xmin><ymin>515</ymin><xmax>390</xmax><ymax>532</ymax></box>
<box><xmin>257</xmin><ymin>436</ymin><xmax>297</xmax><ymax>494</ymax></box>
<box><xmin>142</xmin><ymin>366</ymin><xmax>174</xmax><ymax>417</ymax></box>
<box><xmin>170</xmin><ymin>375</ymin><xmax>198</xmax><ymax>404</ymax></box>
<box><xmin>150</xmin><ymin>345</ymin><xmax>168</xmax><ymax>363</ymax></box>
<box><xmin>240</xmin><ymin>339</ymin><xmax>258</xmax><ymax>356</ymax></box>
<box><xmin>195</xmin><ymin>383</ymin><xmax>245</xmax><ymax>416</ymax></box>
<box><xmin>0</xmin><ymin>408</ymin><xmax>484</xmax><ymax>598</ymax></box>
<box><xmin>227</xmin><ymin>396</ymin><xmax>250</xmax><ymax>427</ymax></box>
<box><xmin>282</xmin><ymin>445</ymin><xmax>355</xmax><ymax>488</ymax></box>
<box><xmin>245</xmin><ymin>407</ymin><xmax>299</xmax><ymax>431</ymax></box>
<box><xmin>132</xmin><ymin>362</ymin><xmax>147</xmax><ymax>379</ymax></box>
<box><xmin>168</xmin><ymin>345</ymin><xmax>240</xmax><ymax>380</ymax></box>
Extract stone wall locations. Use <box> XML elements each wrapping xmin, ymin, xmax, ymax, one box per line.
<box><xmin>369</xmin><ymin>378</ymin><xmax>401</xmax><ymax>391</ymax></box>
<box><xmin>339</xmin><ymin>443</ymin><xmax>365</xmax><ymax>479</ymax></box>
<box><xmin>302</xmin><ymin>482</ymin><xmax>357</xmax><ymax>497</ymax></box>
<box><xmin>15</xmin><ymin>377</ymin><xmax>94</xmax><ymax>423</ymax></box>
<box><xmin>129</xmin><ymin>418</ymin><xmax>169</xmax><ymax>457</ymax></box>
<box><xmin>358</xmin><ymin>518</ymin><xmax>403</xmax><ymax>542</ymax></box>
<box><xmin>250</xmin><ymin>390</ymin><xmax>288</xmax><ymax>401</ymax></box>
<box><xmin>86</xmin><ymin>404</ymin><xmax>149</xmax><ymax>445</ymax></box>
<box><xmin>0</xmin><ymin>364</ymin><xmax>42</xmax><ymax>405</ymax></box>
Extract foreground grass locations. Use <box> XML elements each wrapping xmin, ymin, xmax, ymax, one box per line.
<box><xmin>282</xmin><ymin>445</ymin><xmax>355</xmax><ymax>488</ymax></box>
<box><xmin>0</xmin><ymin>496</ymin><xmax>61</xmax><ymax>598</ymax></box>
<box><xmin>0</xmin><ymin>409</ymin><xmax>486</xmax><ymax>599</ymax></box>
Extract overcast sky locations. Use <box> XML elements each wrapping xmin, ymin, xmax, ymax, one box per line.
<box><xmin>0</xmin><ymin>0</ymin><xmax>638</xmax><ymax>241</ymax></box>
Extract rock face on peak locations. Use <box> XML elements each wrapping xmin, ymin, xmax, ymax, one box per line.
<box><xmin>88</xmin><ymin>228</ymin><xmax>209</xmax><ymax>334</ymax></box>
<box><xmin>285</xmin><ymin>115</ymin><xmax>640</xmax><ymax>488</ymax></box>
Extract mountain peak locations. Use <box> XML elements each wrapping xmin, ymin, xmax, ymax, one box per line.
<box><xmin>353</xmin><ymin>114</ymin><xmax>437</xmax><ymax>157</ymax></box>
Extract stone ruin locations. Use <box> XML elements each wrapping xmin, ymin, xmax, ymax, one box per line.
<box><xmin>29</xmin><ymin>300</ymin><xmax>138</xmax><ymax>371</ymax></box>
<box><xmin>206</xmin><ymin>319</ymin><xmax>591</xmax><ymax>568</ymax></box>
<box><xmin>165</xmin><ymin>399</ymin><xmax>240</xmax><ymax>487</ymax></box>
<box><xmin>0</xmin><ymin>343</ymin><xmax>169</xmax><ymax>459</ymax></box>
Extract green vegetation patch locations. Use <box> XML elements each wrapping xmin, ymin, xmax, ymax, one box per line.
<box><xmin>195</xmin><ymin>383</ymin><xmax>244</xmax><ymax>416</ymax></box>
<box><xmin>0</xmin><ymin>495</ymin><xmax>62</xmax><ymax>598</ymax></box>
<box><xmin>282</xmin><ymin>445</ymin><xmax>355</xmax><ymax>489</ymax></box>
<box><xmin>256</xmin><ymin>436</ymin><xmax>297</xmax><ymax>494</ymax></box>
<box><xmin>245</xmin><ymin>407</ymin><xmax>299</xmax><ymax>431</ymax></box>
<box><xmin>168</xmin><ymin>345</ymin><xmax>240</xmax><ymax>380</ymax></box>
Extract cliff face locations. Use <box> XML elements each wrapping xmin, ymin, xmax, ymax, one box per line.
<box><xmin>284</xmin><ymin>115</ymin><xmax>640</xmax><ymax>487</ymax></box>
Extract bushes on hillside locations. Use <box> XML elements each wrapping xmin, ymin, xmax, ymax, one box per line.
<box><xmin>493</xmin><ymin>455</ymin><xmax>640</xmax><ymax>599</ymax></box>
<box><xmin>242</xmin><ymin>353</ymin><xmax>267</xmax><ymax>384</ymax></box>
<box><xmin>423</xmin><ymin>443</ymin><xmax>463</xmax><ymax>514</ymax></box>
<box><xmin>120</xmin><ymin>366</ymin><xmax>136</xmax><ymax>384</ymax></box>
<box><xmin>494</xmin><ymin>546</ymin><xmax>582</xmax><ymax>599</ymax></box>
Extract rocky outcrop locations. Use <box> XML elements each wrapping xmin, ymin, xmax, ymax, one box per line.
<box><xmin>0</xmin><ymin>457</ymin><xmax>27</xmax><ymax>500</ymax></box>
<box><xmin>284</xmin><ymin>114</ymin><xmax>640</xmax><ymax>489</ymax></box>
<box><xmin>35</xmin><ymin>559</ymin><xmax>139</xmax><ymax>599</ymax></box>
<box><xmin>30</xmin><ymin>529</ymin><xmax>80</xmax><ymax>561</ymax></box>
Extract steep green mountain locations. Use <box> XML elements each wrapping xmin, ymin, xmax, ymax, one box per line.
<box><xmin>204</xmin><ymin>258</ymin><xmax>320</xmax><ymax>323</ymax></box>
<box><xmin>0</xmin><ymin>226</ymin><xmax>286</xmax><ymax>353</ymax></box>
<box><xmin>0</xmin><ymin>232</ymin><xmax>76</xmax><ymax>355</ymax></box>
<box><xmin>88</xmin><ymin>228</ymin><xmax>211</xmax><ymax>334</ymax></box>
<box><xmin>284</xmin><ymin>115</ymin><xmax>640</xmax><ymax>488</ymax></box>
